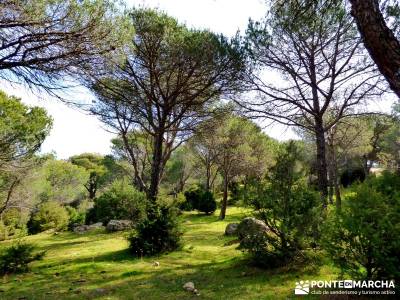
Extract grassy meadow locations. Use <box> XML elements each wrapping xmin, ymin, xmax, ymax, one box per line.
<box><xmin>0</xmin><ymin>207</ymin><xmax>338</xmax><ymax>300</ymax></box>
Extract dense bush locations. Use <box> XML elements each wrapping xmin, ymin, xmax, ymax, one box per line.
<box><xmin>196</xmin><ymin>190</ymin><xmax>217</xmax><ymax>214</ymax></box>
<box><xmin>127</xmin><ymin>207</ymin><xmax>181</xmax><ymax>257</ymax></box>
<box><xmin>0</xmin><ymin>242</ymin><xmax>45</xmax><ymax>274</ymax></box>
<box><xmin>340</xmin><ymin>168</ymin><xmax>365</xmax><ymax>187</ymax></box>
<box><xmin>0</xmin><ymin>208</ymin><xmax>28</xmax><ymax>241</ymax></box>
<box><xmin>182</xmin><ymin>186</ymin><xmax>217</xmax><ymax>214</ymax></box>
<box><xmin>241</xmin><ymin>142</ymin><xmax>319</xmax><ymax>267</ymax></box>
<box><xmin>182</xmin><ymin>186</ymin><xmax>202</xmax><ymax>211</ymax></box>
<box><xmin>323</xmin><ymin>174</ymin><xmax>400</xmax><ymax>280</ymax></box>
<box><xmin>65</xmin><ymin>206</ymin><xmax>85</xmax><ymax>229</ymax></box>
<box><xmin>92</xmin><ymin>179</ymin><xmax>147</xmax><ymax>224</ymax></box>
<box><xmin>28</xmin><ymin>201</ymin><xmax>69</xmax><ymax>234</ymax></box>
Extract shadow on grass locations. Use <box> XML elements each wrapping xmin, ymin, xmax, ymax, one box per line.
<box><xmin>1</xmin><ymin>245</ymin><xmax>327</xmax><ymax>300</ymax></box>
<box><xmin>70</xmin><ymin>253</ymin><xmax>323</xmax><ymax>299</ymax></box>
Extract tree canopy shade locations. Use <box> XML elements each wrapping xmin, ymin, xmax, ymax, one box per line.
<box><xmin>350</xmin><ymin>0</ymin><xmax>400</xmax><ymax>98</ymax></box>
<box><xmin>0</xmin><ymin>0</ymin><xmax>132</xmax><ymax>90</ymax></box>
<box><xmin>241</xmin><ymin>0</ymin><xmax>385</xmax><ymax>205</ymax></box>
<box><xmin>87</xmin><ymin>9</ymin><xmax>246</xmax><ymax>202</ymax></box>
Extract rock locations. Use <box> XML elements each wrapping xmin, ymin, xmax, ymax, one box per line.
<box><xmin>72</xmin><ymin>222</ymin><xmax>104</xmax><ymax>233</ymax></box>
<box><xmin>94</xmin><ymin>288</ymin><xmax>107</xmax><ymax>295</ymax></box>
<box><xmin>106</xmin><ymin>220</ymin><xmax>133</xmax><ymax>232</ymax></box>
<box><xmin>183</xmin><ymin>282</ymin><xmax>195</xmax><ymax>292</ymax></box>
<box><xmin>89</xmin><ymin>222</ymin><xmax>103</xmax><ymax>229</ymax></box>
<box><xmin>224</xmin><ymin>223</ymin><xmax>239</xmax><ymax>236</ymax></box>
<box><xmin>237</xmin><ymin>217</ymin><xmax>269</xmax><ymax>242</ymax></box>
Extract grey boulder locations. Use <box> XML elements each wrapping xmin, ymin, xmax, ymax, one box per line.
<box><xmin>106</xmin><ymin>219</ymin><xmax>133</xmax><ymax>232</ymax></box>
<box><xmin>224</xmin><ymin>223</ymin><xmax>239</xmax><ymax>236</ymax></box>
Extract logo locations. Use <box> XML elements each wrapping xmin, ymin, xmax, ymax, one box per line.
<box><xmin>344</xmin><ymin>280</ymin><xmax>353</xmax><ymax>288</ymax></box>
<box><xmin>294</xmin><ymin>279</ymin><xmax>396</xmax><ymax>296</ymax></box>
<box><xmin>295</xmin><ymin>280</ymin><xmax>309</xmax><ymax>295</ymax></box>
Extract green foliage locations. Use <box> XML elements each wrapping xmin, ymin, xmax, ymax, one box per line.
<box><xmin>323</xmin><ymin>174</ymin><xmax>400</xmax><ymax>280</ymax></box>
<box><xmin>196</xmin><ymin>191</ymin><xmax>217</xmax><ymax>215</ymax></box>
<box><xmin>340</xmin><ymin>168</ymin><xmax>366</xmax><ymax>187</ymax></box>
<box><xmin>65</xmin><ymin>206</ymin><xmax>85</xmax><ymax>229</ymax></box>
<box><xmin>70</xmin><ymin>153</ymin><xmax>110</xmax><ymax>199</ymax></box>
<box><xmin>0</xmin><ymin>209</ymin><xmax>29</xmax><ymax>241</ymax></box>
<box><xmin>0</xmin><ymin>90</ymin><xmax>52</xmax><ymax>166</ymax></box>
<box><xmin>93</xmin><ymin>179</ymin><xmax>147</xmax><ymax>224</ymax></box>
<box><xmin>28</xmin><ymin>201</ymin><xmax>69</xmax><ymax>234</ymax></box>
<box><xmin>0</xmin><ymin>242</ymin><xmax>45</xmax><ymax>274</ymax></box>
<box><xmin>241</xmin><ymin>142</ymin><xmax>319</xmax><ymax>267</ymax></box>
<box><xmin>163</xmin><ymin>145</ymin><xmax>194</xmax><ymax>194</ymax></box>
<box><xmin>182</xmin><ymin>186</ymin><xmax>216</xmax><ymax>214</ymax></box>
<box><xmin>38</xmin><ymin>159</ymin><xmax>88</xmax><ymax>204</ymax></box>
<box><xmin>182</xmin><ymin>186</ymin><xmax>203</xmax><ymax>211</ymax></box>
<box><xmin>127</xmin><ymin>207</ymin><xmax>181</xmax><ymax>257</ymax></box>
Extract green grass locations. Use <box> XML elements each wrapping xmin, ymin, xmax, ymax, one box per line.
<box><xmin>0</xmin><ymin>207</ymin><xmax>338</xmax><ymax>299</ymax></box>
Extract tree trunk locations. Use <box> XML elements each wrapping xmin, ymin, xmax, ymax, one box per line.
<box><xmin>89</xmin><ymin>185</ymin><xmax>96</xmax><ymax>200</ymax></box>
<box><xmin>0</xmin><ymin>178</ymin><xmax>19</xmax><ymax>216</ymax></box>
<box><xmin>328</xmin><ymin>165</ymin><xmax>334</xmax><ymax>204</ymax></box>
<box><xmin>350</xmin><ymin>0</ymin><xmax>400</xmax><ymax>98</ymax></box>
<box><xmin>219</xmin><ymin>173</ymin><xmax>228</xmax><ymax>220</ymax></box>
<box><xmin>315</xmin><ymin>125</ymin><xmax>329</xmax><ymax>207</ymax></box>
<box><xmin>331</xmin><ymin>150</ymin><xmax>341</xmax><ymax>209</ymax></box>
<box><xmin>148</xmin><ymin>131</ymin><xmax>164</xmax><ymax>202</ymax></box>
<box><xmin>205</xmin><ymin>161</ymin><xmax>211</xmax><ymax>191</ymax></box>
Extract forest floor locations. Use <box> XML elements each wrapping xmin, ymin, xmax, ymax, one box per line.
<box><xmin>0</xmin><ymin>207</ymin><xmax>338</xmax><ymax>300</ymax></box>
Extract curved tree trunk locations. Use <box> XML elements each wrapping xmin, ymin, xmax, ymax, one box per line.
<box><xmin>350</xmin><ymin>0</ymin><xmax>400</xmax><ymax>98</ymax></box>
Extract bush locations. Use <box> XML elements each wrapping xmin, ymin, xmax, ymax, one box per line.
<box><xmin>182</xmin><ymin>186</ymin><xmax>202</xmax><ymax>211</ymax></box>
<box><xmin>0</xmin><ymin>242</ymin><xmax>45</xmax><ymax>274</ymax></box>
<box><xmin>127</xmin><ymin>207</ymin><xmax>181</xmax><ymax>257</ymax></box>
<box><xmin>323</xmin><ymin>176</ymin><xmax>400</xmax><ymax>280</ymax></box>
<box><xmin>197</xmin><ymin>190</ymin><xmax>217</xmax><ymax>214</ymax></box>
<box><xmin>340</xmin><ymin>168</ymin><xmax>365</xmax><ymax>187</ymax></box>
<box><xmin>93</xmin><ymin>179</ymin><xmax>147</xmax><ymax>224</ymax></box>
<box><xmin>241</xmin><ymin>142</ymin><xmax>319</xmax><ymax>267</ymax></box>
<box><xmin>182</xmin><ymin>186</ymin><xmax>217</xmax><ymax>214</ymax></box>
<box><xmin>28</xmin><ymin>201</ymin><xmax>69</xmax><ymax>234</ymax></box>
<box><xmin>0</xmin><ymin>208</ymin><xmax>28</xmax><ymax>241</ymax></box>
<box><xmin>65</xmin><ymin>206</ymin><xmax>85</xmax><ymax>229</ymax></box>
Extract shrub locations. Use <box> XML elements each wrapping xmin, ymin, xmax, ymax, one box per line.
<box><xmin>0</xmin><ymin>208</ymin><xmax>28</xmax><ymax>241</ymax></box>
<box><xmin>241</xmin><ymin>142</ymin><xmax>319</xmax><ymax>267</ymax></box>
<box><xmin>340</xmin><ymin>168</ymin><xmax>365</xmax><ymax>188</ymax></box>
<box><xmin>0</xmin><ymin>242</ymin><xmax>45</xmax><ymax>274</ymax></box>
<box><xmin>182</xmin><ymin>186</ymin><xmax>217</xmax><ymax>214</ymax></box>
<box><xmin>93</xmin><ymin>179</ymin><xmax>147</xmax><ymax>224</ymax></box>
<box><xmin>127</xmin><ymin>207</ymin><xmax>181</xmax><ymax>257</ymax></box>
<box><xmin>28</xmin><ymin>201</ymin><xmax>69</xmax><ymax>234</ymax></box>
<box><xmin>323</xmin><ymin>177</ymin><xmax>400</xmax><ymax>280</ymax></box>
<box><xmin>197</xmin><ymin>190</ymin><xmax>217</xmax><ymax>214</ymax></box>
<box><xmin>65</xmin><ymin>206</ymin><xmax>85</xmax><ymax>229</ymax></box>
<box><xmin>182</xmin><ymin>186</ymin><xmax>202</xmax><ymax>211</ymax></box>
